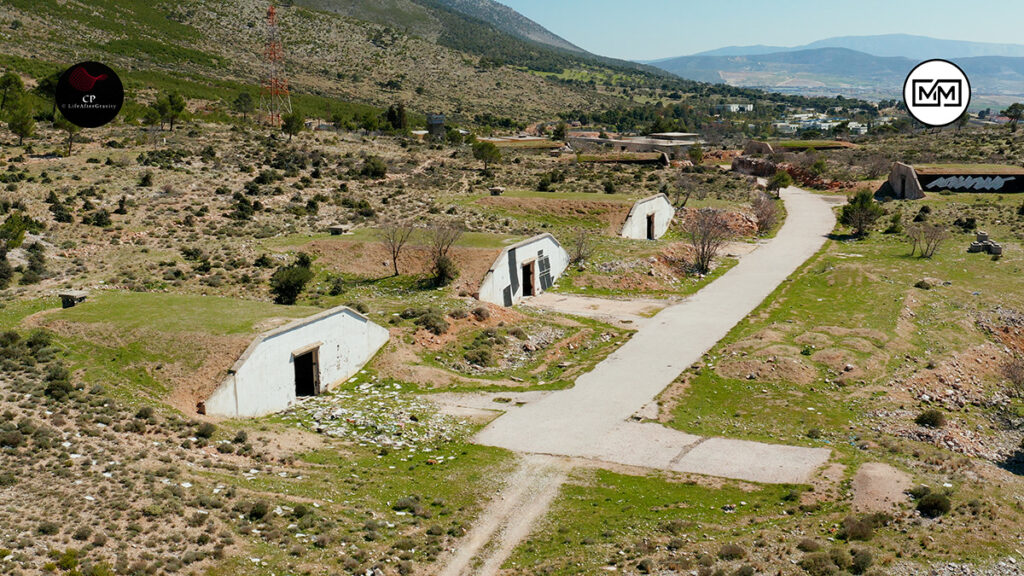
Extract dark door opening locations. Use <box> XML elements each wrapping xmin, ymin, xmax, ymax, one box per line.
<box><xmin>294</xmin><ymin>350</ymin><xmax>320</xmax><ymax>397</ymax></box>
<box><xmin>646</xmin><ymin>213</ymin><xmax>656</xmax><ymax>240</ymax></box>
<box><xmin>521</xmin><ymin>262</ymin><xmax>535</xmax><ymax>297</ymax></box>
<box><xmin>900</xmin><ymin>175</ymin><xmax>906</xmax><ymax>198</ymax></box>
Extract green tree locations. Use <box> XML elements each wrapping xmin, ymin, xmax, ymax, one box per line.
<box><xmin>1002</xmin><ymin>103</ymin><xmax>1023</xmax><ymax>132</ymax></box>
<box><xmin>687</xmin><ymin>143</ymin><xmax>704</xmax><ymax>165</ymax></box>
<box><xmin>35</xmin><ymin>71</ymin><xmax>59</xmax><ymax>117</ymax></box>
<box><xmin>766</xmin><ymin>169</ymin><xmax>793</xmax><ymax>196</ymax></box>
<box><xmin>155</xmin><ymin>93</ymin><xmax>186</xmax><ymax>131</ymax></box>
<box><xmin>0</xmin><ymin>72</ymin><xmax>23</xmax><ymax>110</ymax></box>
<box><xmin>472</xmin><ymin>141</ymin><xmax>501</xmax><ymax>170</ymax></box>
<box><xmin>281</xmin><ymin>112</ymin><xmax>304</xmax><ymax>142</ymax></box>
<box><xmin>551</xmin><ymin>120</ymin><xmax>567</xmax><ymax>141</ymax></box>
<box><xmin>53</xmin><ymin>113</ymin><xmax>80</xmax><ymax>156</ymax></box>
<box><xmin>840</xmin><ymin>188</ymin><xmax>883</xmax><ymax>237</ymax></box>
<box><xmin>232</xmin><ymin>92</ymin><xmax>255</xmax><ymax>121</ymax></box>
<box><xmin>8</xmin><ymin>105</ymin><xmax>35</xmax><ymax>145</ymax></box>
<box><xmin>956</xmin><ymin>110</ymin><xmax>969</xmax><ymax>134</ymax></box>
<box><xmin>270</xmin><ymin>254</ymin><xmax>314</xmax><ymax>305</ymax></box>
<box><xmin>384</xmin><ymin>103</ymin><xmax>407</xmax><ymax>131</ymax></box>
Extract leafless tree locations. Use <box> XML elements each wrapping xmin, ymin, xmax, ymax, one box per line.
<box><xmin>376</xmin><ymin>220</ymin><xmax>415</xmax><ymax>276</ymax></box>
<box><xmin>751</xmin><ymin>192</ymin><xmax>779</xmax><ymax>234</ymax></box>
<box><xmin>1003</xmin><ymin>355</ymin><xmax>1024</xmax><ymax>397</ymax></box>
<box><xmin>684</xmin><ymin>208</ymin><xmax>732</xmax><ymax>275</ymax></box>
<box><xmin>568</xmin><ymin>227</ymin><xmax>597</xmax><ymax>265</ymax></box>
<box><xmin>920</xmin><ymin>224</ymin><xmax>950</xmax><ymax>258</ymax></box>
<box><xmin>906</xmin><ymin>223</ymin><xmax>924</xmax><ymax>256</ymax></box>
<box><xmin>429</xmin><ymin>223</ymin><xmax>463</xmax><ymax>286</ymax></box>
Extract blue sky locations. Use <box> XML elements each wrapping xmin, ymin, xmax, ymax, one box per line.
<box><xmin>495</xmin><ymin>0</ymin><xmax>1024</xmax><ymax>61</ymax></box>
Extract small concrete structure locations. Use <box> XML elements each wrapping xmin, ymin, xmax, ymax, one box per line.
<box><xmin>569</xmin><ymin>134</ymin><xmax>701</xmax><ymax>160</ymax></box>
<box><xmin>968</xmin><ymin>231</ymin><xmax>1003</xmax><ymax>255</ymax></box>
<box><xmin>478</xmin><ymin>234</ymin><xmax>570</xmax><ymax>307</ymax></box>
<box><xmin>204</xmin><ymin>306</ymin><xmax>389</xmax><ymax>418</ymax></box>
<box><xmin>328</xmin><ymin>225</ymin><xmax>349</xmax><ymax>236</ymax></box>
<box><xmin>59</xmin><ymin>290</ymin><xmax>89</xmax><ymax>309</ymax></box>
<box><xmin>620</xmin><ymin>194</ymin><xmax>675</xmax><ymax>240</ymax></box>
<box><xmin>427</xmin><ymin>114</ymin><xmax>445</xmax><ymax>140</ymax></box>
<box><xmin>889</xmin><ymin>162</ymin><xmax>1024</xmax><ymax>199</ymax></box>
<box><xmin>488</xmin><ymin>186</ymin><xmax>505</xmax><ymax>196</ymax></box>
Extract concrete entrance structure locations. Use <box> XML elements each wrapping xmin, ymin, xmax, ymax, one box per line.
<box><xmin>204</xmin><ymin>306</ymin><xmax>389</xmax><ymax>418</ymax></box>
<box><xmin>478</xmin><ymin>234</ymin><xmax>570</xmax><ymax>307</ymax></box>
<box><xmin>620</xmin><ymin>194</ymin><xmax>675</xmax><ymax>240</ymax></box>
<box><xmin>889</xmin><ymin>162</ymin><xmax>1024</xmax><ymax>199</ymax></box>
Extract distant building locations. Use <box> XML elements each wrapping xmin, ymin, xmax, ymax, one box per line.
<box><xmin>715</xmin><ymin>103</ymin><xmax>754</xmax><ymax>113</ymax></box>
<box><xmin>569</xmin><ymin>133</ymin><xmax>702</xmax><ymax>160</ymax></box>
<box><xmin>427</xmin><ymin>114</ymin><xmax>445</xmax><ymax>140</ymax></box>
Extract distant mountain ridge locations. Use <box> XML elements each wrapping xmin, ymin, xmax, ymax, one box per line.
<box><xmin>430</xmin><ymin>0</ymin><xmax>584</xmax><ymax>53</ymax></box>
<box><xmin>684</xmin><ymin>34</ymin><xmax>1024</xmax><ymax>60</ymax></box>
<box><xmin>649</xmin><ymin>36</ymin><xmax>1024</xmax><ymax>99</ymax></box>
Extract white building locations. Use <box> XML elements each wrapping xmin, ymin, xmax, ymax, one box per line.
<box><xmin>478</xmin><ymin>234</ymin><xmax>570</xmax><ymax>307</ymax></box>
<box><xmin>620</xmin><ymin>194</ymin><xmax>675</xmax><ymax>240</ymax></box>
<box><xmin>204</xmin><ymin>306</ymin><xmax>390</xmax><ymax>418</ymax></box>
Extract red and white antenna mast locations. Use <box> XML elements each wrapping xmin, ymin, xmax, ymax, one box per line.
<box><xmin>260</xmin><ymin>3</ymin><xmax>292</xmax><ymax>126</ymax></box>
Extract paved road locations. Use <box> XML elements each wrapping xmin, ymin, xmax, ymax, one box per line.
<box><xmin>472</xmin><ymin>187</ymin><xmax>838</xmax><ymax>484</ymax></box>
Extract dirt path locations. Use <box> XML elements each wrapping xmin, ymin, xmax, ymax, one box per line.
<box><xmin>852</xmin><ymin>462</ymin><xmax>911</xmax><ymax>513</ymax></box>
<box><xmin>438</xmin><ymin>455</ymin><xmax>569</xmax><ymax>576</ymax></box>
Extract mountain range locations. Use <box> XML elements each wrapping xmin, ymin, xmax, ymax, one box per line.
<box><xmin>650</xmin><ymin>34</ymin><xmax>1024</xmax><ymax>104</ymax></box>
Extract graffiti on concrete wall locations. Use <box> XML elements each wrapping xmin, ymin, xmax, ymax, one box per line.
<box><xmin>923</xmin><ymin>175</ymin><xmax>1019</xmax><ymax>192</ymax></box>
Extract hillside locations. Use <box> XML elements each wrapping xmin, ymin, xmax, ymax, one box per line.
<box><xmin>430</xmin><ymin>0</ymin><xmax>584</xmax><ymax>53</ymax></box>
<box><xmin>0</xmin><ymin>0</ymin><xmax>632</xmax><ymax>123</ymax></box>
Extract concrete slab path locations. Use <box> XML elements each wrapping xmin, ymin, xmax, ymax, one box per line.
<box><xmin>472</xmin><ymin>187</ymin><xmax>839</xmax><ymax>484</ymax></box>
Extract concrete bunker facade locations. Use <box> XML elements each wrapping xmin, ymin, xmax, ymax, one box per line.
<box><xmin>204</xmin><ymin>306</ymin><xmax>390</xmax><ymax>418</ymax></box>
<box><xmin>478</xmin><ymin>234</ymin><xmax>570</xmax><ymax>307</ymax></box>
<box><xmin>620</xmin><ymin>194</ymin><xmax>675</xmax><ymax>240</ymax></box>
<box><xmin>889</xmin><ymin>162</ymin><xmax>1024</xmax><ymax>199</ymax></box>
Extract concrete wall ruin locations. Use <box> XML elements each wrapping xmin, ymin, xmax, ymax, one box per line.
<box><xmin>478</xmin><ymin>234</ymin><xmax>570</xmax><ymax>307</ymax></box>
<box><xmin>620</xmin><ymin>194</ymin><xmax>675</xmax><ymax>240</ymax></box>
<box><xmin>205</xmin><ymin>306</ymin><xmax>389</xmax><ymax>418</ymax></box>
<box><xmin>888</xmin><ymin>162</ymin><xmax>925</xmax><ymax>200</ymax></box>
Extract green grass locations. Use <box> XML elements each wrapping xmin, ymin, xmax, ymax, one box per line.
<box><xmin>50</xmin><ymin>291</ymin><xmax>319</xmax><ymax>335</ymax></box>
<box><xmin>507</xmin><ymin>468</ymin><xmax>799</xmax><ymax>574</ymax></box>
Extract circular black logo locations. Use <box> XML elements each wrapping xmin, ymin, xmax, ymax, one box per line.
<box><xmin>55</xmin><ymin>61</ymin><xmax>124</xmax><ymax>128</ymax></box>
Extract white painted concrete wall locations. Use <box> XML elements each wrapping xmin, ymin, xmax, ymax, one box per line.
<box><xmin>478</xmin><ymin>234</ymin><xmax>570</xmax><ymax>307</ymax></box>
<box><xmin>205</xmin><ymin>306</ymin><xmax>389</xmax><ymax>418</ymax></box>
<box><xmin>620</xmin><ymin>194</ymin><xmax>675</xmax><ymax>239</ymax></box>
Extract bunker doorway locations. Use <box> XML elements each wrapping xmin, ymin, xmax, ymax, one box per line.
<box><xmin>646</xmin><ymin>213</ymin><xmax>656</xmax><ymax>240</ymax></box>
<box><xmin>522</xmin><ymin>261</ymin><xmax>536</xmax><ymax>297</ymax></box>
<box><xmin>294</xmin><ymin>347</ymin><xmax>321</xmax><ymax>397</ymax></box>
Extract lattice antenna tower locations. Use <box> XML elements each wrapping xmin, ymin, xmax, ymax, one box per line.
<box><xmin>260</xmin><ymin>4</ymin><xmax>292</xmax><ymax>126</ymax></box>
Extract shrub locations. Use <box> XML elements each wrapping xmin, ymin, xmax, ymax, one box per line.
<box><xmin>798</xmin><ymin>553</ymin><xmax>838</xmax><ymax>576</ymax></box>
<box><xmin>464</xmin><ymin>347</ymin><xmax>494</xmax><ymax>367</ymax></box>
<box><xmin>718</xmin><ymin>543</ymin><xmax>746</xmax><ymax>560</ymax></box>
<box><xmin>917</xmin><ymin>492</ymin><xmax>951</xmax><ymax>518</ymax></box>
<box><xmin>915</xmin><ymin>409</ymin><xmax>946</xmax><ymax>428</ymax></box>
<box><xmin>270</xmin><ymin>258</ymin><xmax>314</xmax><ymax>305</ymax></box>
<box><xmin>0</xmin><ymin>472</ymin><xmax>16</xmax><ymax>486</ymax></box>
<box><xmin>471</xmin><ymin>306</ymin><xmax>490</xmax><ymax>321</ymax></box>
<box><xmin>37</xmin><ymin>521</ymin><xmax>60</xmax><ymax>535</ymax></box>
<box><xmin>414</xmin><ymin>310</ymin><xmax>449</xmax><ymax>336</ymax></box>
<box><xmin>850</xmin><ymin>549</ymin><xmax>873</xmax><ymax>575</ymax></box>
<box><xmin>432</xmin><ymin>254</ymin><xmax>458</xmax><ymax>287</ymax></box>
<box><xmin>840</xmin><ymin>515</ymin><xmax>874</xmax><ymax>541</ymax></box>
<box><xmin>196</xmin><ymin>422</ymin><xmax>217</xmax><ymax>439</ymax></box>
<box><xmin>248</xmin><ymin>501</ymin><xmax>270</xmax><ymax>521</ymax></box>
<box><xmin>0</xmin><ymin>430</ymin><xmax>24</xmax><ymax>448</ymax></box>
<box><xmin>797</xmin><ymin>539</ymin><xmax>821</xmax><ymax>552</ymax></box>
<box><xmin>840</xmin><ymin>188</ymin><xmax>883</xmax><ymax>236</ymax></box>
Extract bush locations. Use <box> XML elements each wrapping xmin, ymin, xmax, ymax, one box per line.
<box><xmin>840</xmin><ymin>189</ymin><xmax>883</xmax><ymax>236</ymax></box>
<box><xmin>0</xmin><ymin>430</ymin><xmax>24</xmax><ymax>448</ymax></box>
<box><xmin>915</xmin><ymin>409</ymin><xmax>946</xmax><ymax>428</ymax></box>
<box><xmin>799</xmin><ymin>553</ymin><xmax>839</xmax><ymax>576</ymax></box>
<box><xmin>718</xmin><ymin>543</ymin><xmax>746</xmax><ymax>560</ymax></box>
<box><xmin>432</xmin><ymin>254</ymin><xmax>458</xmax><ymax>287</ymax></box>
<box><xmin>850</xmin><ymin>549</ymin><xmax>873</xmax><ymax>575</ymax></box>
<box><xmin>797</xmin><ymin>539</ymin><xmax>821</xmax><ymax>552</ymax></box>
<box><xmin>840</xmin><ymin>515</ymin><xmax>874</xmax><ymax>541</ymax></box>
<box><xmin>917</xmin><ymin>492</ymin><xmax>951</xmax><ymax>518</ymax></box>
<box><xmin>464</xmin><ymin>347</ymin><xmax>494</xmax><ymax>367</ymax></box>
<box><xmin>414</xmin><ymin>310</ymin><xmax>449</xmax><ymax>336</ymax></box>
<box><xmin>37</xmin><ymin>521</ymin><xmax>60</xmax><ymax>535</ymax></box>
<box><xmin>248</xmin><ymin>501</ymin><xmax>271</xmax><ymax>521</ymax></box>
<box><xmin>471</xmin><ymin>306</ymin><xmax>490</xmax><ymax>321</ymax></box>
<box><xmin>360</xmin><ymin>156</ymin><xmax>388</xmax><ymax>179</ymax></box>
<box><xmin>270</xmin><ymin>259</ymin><xmax>314</xmax><ymax>305</ymax></box>
<box><xmin>196</xmin><ymin>422</ymin><xmax>217</xmax><ymax>439</ymax></box>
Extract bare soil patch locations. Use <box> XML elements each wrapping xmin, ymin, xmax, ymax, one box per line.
<box><xmin>851</xmin><ymin>462</ymin><xmax>911</xmax><ymax>513</ymax></box>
